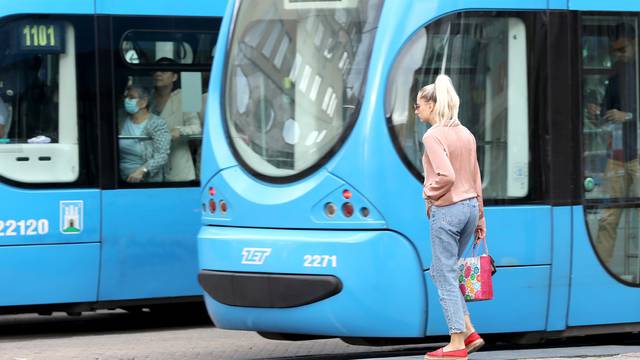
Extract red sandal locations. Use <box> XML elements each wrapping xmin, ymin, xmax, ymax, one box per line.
<box><xmin>424</xmin><ymin>347</ymin><xmax>468</xmax><ymax>360</ymax></box>
<box><xmin>464</xmin><ymin>332</ymin><xmax>485</xmax><ymax>353</ymax></box>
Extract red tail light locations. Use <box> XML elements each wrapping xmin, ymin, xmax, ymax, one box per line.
<box><xmin>208</xmin><ymin>187</ymin><xmax>215</xmax><ymax>196</ymax></box>
<box><xmin>342</xmin><ymin>189</ymin><xmax>352</xmax><ymax>199</ymax></box>
<box><xmin>342</xmin><ymin>202</ymin><xmax>354</xmax><ymax>217</ymax></box>
<box><xmin>220</xmin><ymin>200</ymin><xmax>228</xmax><ymax>214</ymax></box>
<box><xmin>209</xmin><ymin>199</ymin><xmax>216</xmax><ymax>213</ymax></box>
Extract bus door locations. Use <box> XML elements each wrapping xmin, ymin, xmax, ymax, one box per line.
<box><xmin>97</xmin><ymin>15</ymin><xmax>218</xmax><ymax>302</ymax></box>
<box><xmin>571</xmin><ymin>7</ymin><xmax>640</xmax><ymax>327</ymax></box>
<box><xmin>0</xmin><ymin>15</ymin><xmax>101</xmax><ymax>306</ymax></box>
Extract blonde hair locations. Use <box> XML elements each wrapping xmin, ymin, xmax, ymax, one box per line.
<box><xmin>418</xmin><ymin>74</ymin><xmax>460</xmax><ymax>127</ymax></box>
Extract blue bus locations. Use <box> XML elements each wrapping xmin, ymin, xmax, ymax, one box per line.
<box><xmin>198</xmin><ymin>0</ymin><xmax>640</xmax><ymax>342</ymax></box>
<box><xmin>0</xmin><ymin>0</ymin><xmax>226</xmax><ymax>315</ymax></box>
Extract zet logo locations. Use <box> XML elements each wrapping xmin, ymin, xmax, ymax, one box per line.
<box><xmin>241</xmin><ymin>248</ymin><xmax>271</xmax><ymax>265</ymax></box>
<box><xmin>60</xmin><ymin>201</ymin><xmax>83</xmax><ymax>234</ymax></box>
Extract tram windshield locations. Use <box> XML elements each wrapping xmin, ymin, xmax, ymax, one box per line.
<box><xmin>224</xmin><ymin>0</ymin><xmax>383</xmax><ymax>179</ymax></box>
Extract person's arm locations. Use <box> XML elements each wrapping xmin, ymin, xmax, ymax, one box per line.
<box><xmin>144</xmin><ymin>117</ymin><xmax>171</xmax><ymax>175</ymax></box>
<box><xmin>176</xmin><ymin>111</ymin><xmax>202</xmax><ymax>136</ymax></box>
<box><xmin>423</xmin><ymin>133</ymin><xmax>455</xmax><ymax>200</ymax></box>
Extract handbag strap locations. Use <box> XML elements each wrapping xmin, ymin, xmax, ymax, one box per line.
<box><xmin>470</xmin><ymin>237</ymin><xmax>490</xmax><ymax>257</ymax></box>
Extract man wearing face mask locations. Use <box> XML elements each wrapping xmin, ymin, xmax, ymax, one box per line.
<box><xmin>118</xmin><ymin>83</ymin><xmax>170</xmax><ymax>183</ymax></box>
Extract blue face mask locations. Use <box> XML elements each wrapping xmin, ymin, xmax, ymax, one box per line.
<box><xmin>124</xmin><ymin>98</ymin><xmax>139</xmax><ymax>114</ymax></box>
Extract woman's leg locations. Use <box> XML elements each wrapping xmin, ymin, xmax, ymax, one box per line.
<box><xmin>429</xmin><ymin>203</ymin><xmax>468</xmax><ymax>348</ymax></box>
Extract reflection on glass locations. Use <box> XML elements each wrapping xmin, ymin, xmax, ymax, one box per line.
<box><xmin>582</xmin><ymin>15</ymin><xmax>640</xmax><ymax>285</ymax></box>
<box><xmin>225</xmin><ymin>0</ymin><xmax>383</xmax><ymax>177</ymax></box>
<box><xmin>587</xmin><ymin>207</ymin><xmax>640</xmax><ymax>283</ymax></box>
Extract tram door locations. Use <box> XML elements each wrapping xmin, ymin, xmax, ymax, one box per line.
<box><xmin>0</xmin><ymin>15</ymin><xmax>102</xmax><ymax>306</ymax></box>
<box><xmin>97</xmin><ymin>14</ymin><xmax>217</xmax><ymax>302</ymax></box>
<box><xmin>570</xmin><ymin>8</ymin><xmax>640</xmax><ymax>326</ymax></box>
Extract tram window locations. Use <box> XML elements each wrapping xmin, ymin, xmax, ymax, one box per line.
<box><xmin>223</xmin><ymin>0</ymin><xmax>383</xmax><ymax>179</ymax></box>
<box><xmin>115</xmin><ymin>28</ymin><xmax>215</xmax><ymax>185</ymax></box>
<box><xmin>581</xmin><ymin>15</ymin><xmax>640</xmax><ymax>285</ymax></box>
<box><xmin>0</xmin><ymin>20</ymin><xmax>80</xmax><ymax>183</ymax></box>
<box><xmin>385</xmin><ymin>15</ymin><xmax>530</xmax><ymax>200</ymax></box>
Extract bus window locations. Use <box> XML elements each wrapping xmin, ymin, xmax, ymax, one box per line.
<box><xmin>115</xmin><ymin>28</ymin><xmax>216</xmax><ymax>185</ymax></box>
<box><xmin>385</xmin><ymin>15</ymin><xmax>530</xmax><ymax>200</ymax></box>
<box><xmin>581</xmin><ymin>15</ymin><xmax>640</xmax><ymax>284</ymax></box>
<box><xmin>0</xmin><ymin>20</ymin><xmax>79</xmax><ymax>183</ymax></box>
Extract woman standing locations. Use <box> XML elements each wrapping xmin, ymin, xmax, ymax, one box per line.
<box><xmin>415</xmin><ymin>75</ymin><xmax>486</xmax><ymax>360</ymax></box>
<box><xmin>119</xmin><ymin>83</ymin><xmax>171</xmax><ymax>183</ymax></box>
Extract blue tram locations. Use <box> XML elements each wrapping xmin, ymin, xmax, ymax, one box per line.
<box><xmin>198</xmin><ymin>0</ymin><xmax>640</xmax><ymax>340</ymax></box>
<box><xmin>0</xmin><ymin>0</ymin><xmax>226</xmax><ymax>314</ymax></box>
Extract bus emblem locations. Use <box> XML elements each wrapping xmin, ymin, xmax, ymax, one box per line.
<box><xmin>241</xmin><ymin>248</ymin><xmax>271</xmax><ymax>265</ymax></box>
<box><xmin>60</xmin><ymin>201</ymin><xmax>83</xmax><ymax>234</ymax></box>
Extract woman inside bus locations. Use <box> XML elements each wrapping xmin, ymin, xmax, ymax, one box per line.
<box><xmin>119</xmin><ymin>83</ymin><xmax>171</xmax><ymax>183</ymax></box>
<box><xmin>151</xmin><ymin>57</ymin><xmax>201</xmax><ymax>182</ymax></box>
<box><xmin>415</xmin><ymin>75</ymin><xmax>486</xmax><ymax>360</ymax></box>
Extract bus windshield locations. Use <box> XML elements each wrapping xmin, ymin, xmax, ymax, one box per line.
<box><xmin>224</xmin><ymin>0</ymin><xmax>383</xmax><ymax>179</ymax></box>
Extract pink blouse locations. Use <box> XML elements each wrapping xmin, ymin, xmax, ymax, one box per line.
<box><xmin>422</xmin><ymin>123</ymin><xmax>486</xmax><ymax>232</ymax></box>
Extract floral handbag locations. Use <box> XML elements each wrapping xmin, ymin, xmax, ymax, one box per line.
<box><xmin>457</xmin><ymin>239</ymin><xmax>496</xmax><ymax>302</ymax></box>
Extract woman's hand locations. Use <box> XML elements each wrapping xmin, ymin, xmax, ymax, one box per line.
<box><xmin>171</xmin><ymin>128</ymin><xmax>181</xmax><ymax>140</ymax></box>
<box><xmin>127</xmin><ymin>167</ymin><xmax>146</xmax><ymax>183</ymax></box>
<box><xmin>474</xmin><ymin>227</ymin><xmax>485</xmax><ymax>244</ymax></box>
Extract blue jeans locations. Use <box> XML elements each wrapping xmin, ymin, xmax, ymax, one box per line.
<box><xmin>429</xmin><ymin>197</ymin><xmax>479</xmax><ymax>334</ymax></box>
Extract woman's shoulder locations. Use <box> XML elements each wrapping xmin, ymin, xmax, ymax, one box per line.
<box><xmin>424</xmin><ymin>124</ymin><xmax>448</xmax><ymax>137</ymax></box>
<box><xmin>458</xmin><ymin>124</ymin><xmax>476</xmax><ymax>139</ymax></box>
<box><xmin>422</xmin><ymin>126</ymin><xmax>446</xmax><ymax>145</ymax></box>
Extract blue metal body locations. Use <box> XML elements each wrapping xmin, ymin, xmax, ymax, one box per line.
<box><xmin>198</xmin><ymin>0</ymin><xmax>640</xmax><ymax>338</ymax></box>
<box><xmin>0</xmin><ymin>0</ymin><xmax>226</xmax><ymax>309</ymax></box>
